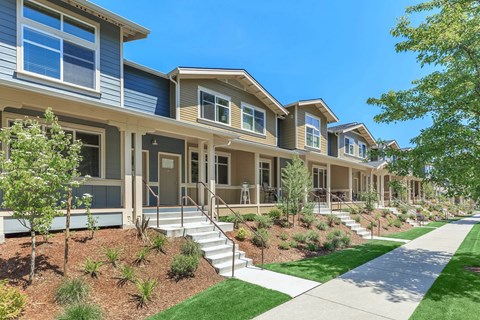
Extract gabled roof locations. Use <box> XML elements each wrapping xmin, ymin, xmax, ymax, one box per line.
<box><xmin>284</xmin><ymin>99</ymin><xmax>339</xmax><ymax>123</ymax></box>
<box><xmin>60</xmin><ymin>0</ymin><xmax>150</xmax><ymax>41</ymax></box>
<box><xmin>168</xmin><ymin>67</ymin><xmax>288</xmax><ymax>117</ymax></box>
<box><xmin>365</xmin><ymin>160</ymin><xmax>388</xmax><ymax>170</ymax></box>
<box><xmin>373</xmin><ymin>139</ymin><xmax>401</xmax><ymax>150</ymax></box>
<box><xmin>328</xmin><ymin>122</ymin><xmax>377</xmax><ymax>146</ymax></box>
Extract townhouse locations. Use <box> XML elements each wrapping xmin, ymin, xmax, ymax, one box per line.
<box><xmin>0</xmin><ymin>0</ymin><xmax>424</xmax><ymax>242</ymax></box>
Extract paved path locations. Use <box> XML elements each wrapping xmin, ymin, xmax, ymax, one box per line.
<box><xmin>234</xmin><ymin>266</ymin><xmax>320</xmax><ymax>297</ymax></box>
<box><xmin>255</xmin><ymin>215</ymin><xmax>480</xmax><ymax>320</ymax></box>
<box><xmin>372</xmin><ymin>236</ymin><xmax>410</xmax><ymax>243</ymax></box>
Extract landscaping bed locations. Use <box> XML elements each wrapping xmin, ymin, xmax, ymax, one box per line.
<box><xmin>356</xmin><ymin>209</ymin><xmax>413</xmax><ymax>237</ymax></box>
<box><xmin>0</xmin><ymin>228</ymin><xmax>223</xmax><ymax>320</ymax></box>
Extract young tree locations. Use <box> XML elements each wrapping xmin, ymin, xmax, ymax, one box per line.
<box><xmin>367</xmin><ymin>0</ymin><xmax>480</xmax><ymax>201</ymax></box>
<box><xmin>0</xmin><ymin>109</ymin><xmax>83</xmax><ymax>283</ymax></box>
<box><xmin>281</xmin><ymin>154</ymin><xmax>312</xmax><ymax>225</ymax></box>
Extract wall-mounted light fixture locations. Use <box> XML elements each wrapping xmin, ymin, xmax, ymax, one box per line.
<box><xmin>151</xmin><ymin>138</ymin><xmax>158</xmax><ymax>146</ymax></box>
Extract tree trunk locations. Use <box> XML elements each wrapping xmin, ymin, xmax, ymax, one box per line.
<box><xmin>64</xmin><ymin>189</ymin><xmax>72</xmax><ymax>277</ymax></box>
<box><xmin>29</xmin><ymin>229</ymin><xmax>36</xmax><ymax>284</ymax></box>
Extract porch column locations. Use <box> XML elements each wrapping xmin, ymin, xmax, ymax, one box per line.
<box><xmin>199</xmin><ymin>140</ymin><xmax>206</xmax><ymax>205</ymax></box>
<box><xmin>207</xmin><ymin>140</ymin><xmax>216</xmax><ymax>217</ymax></box>
<box><xmin>389</xmin><ymin>175</ymin><xmax>393</xmax><ymax>203</ymax></box>
<box><xmin>123</xmin><ymin>130</ymin><xmax>133</xmax><ymax>226</ymax></box>
<box><xmin>0</xmin><ymin>216</ymin><xmax>4</xmax><ymax>244</ymax></box>
<box><xmin>326</xmin><ymin>163</ymin><xmax>331</xmax><ymax>208</ymax></box>
<box><xmin>348</xmin><ymin>167</ymin><xmax>353</xmax><ymax>201</ymax></box>
<box><xmin>380</xmin><ymin>174</ymin><xmax>385</xmax><ymax>207</ymax></box>
<box><xmin>254</xmin><ymin>152</ymin><xmax>260</xmax><ymax>208</ymax></box>
<box><xmin>406</xmin><ymin>178</ymin><xmax>411</xmax><ymax>203</ymax></box>
<box><xmin>369</xmin><ymin>172</ymin><xmax>373</xmax><ymax>191</ymax></box>
<box><xmin>412</xmin><ymin>180</ymin><xmax>416</xmax><ymax>203</ymax></box>
<box><xmin>376</xmin><ymin>174</ymin><xmax>381</xmax><ymax>204</ymax></box>
<box><xmin>133</xmin><ymin>132</ymin><xmax>144</xmax><ymax>222</ymax></box>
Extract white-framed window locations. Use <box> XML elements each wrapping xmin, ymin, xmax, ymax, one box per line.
<box><xmin>189</xmin><ymin>149</ymin><xmax>230</xmax><ymax>185</ymax></box>
<box><xmin>312</xmin><ymin>166</ymin><xmax>327</xmax><ymax>189</ymax></box>
<box><xmin>18</xmin><ymin>0</ymin><xmax>99</xmax><ymax>90</ymax></box>
<box><xmin>344</xmin><ymin>136</ymin><xmax>355</xmax><ymax>156</ymax></box>
<box><xmin>259</xmin><ymin>159</ymin><xmax>272</xmax><ymax>186</ymax></box>
<box><xmin>199</xmin><ymin>88</ymin><xmax>230</xmax><ymax>125</ymax></box>
<box><xmin>358</xmin><ymin>142</ymin><xmax>367</xmax><ymax>158</ymax></box>
<box><xmin>242</xmin><ymin>103</ymin><xmax>265</xmax><ymax>134</ymax></box>
<box><xmin>305</xmin><ymin>113</ymin><xmax>321</xmax><ymax>149</ymax></box>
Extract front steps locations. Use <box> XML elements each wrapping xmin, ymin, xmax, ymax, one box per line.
<box><xmin>144</xmin><ymin>207</ymin><xmax>252</xmax><ymax>276</ymax></box>
<box><xmin>384</xmin><ymin>207</ymin><xmax>418</xmax><ymax>227</ymax></box>
<box><xmin>319</xmin><ymin>211</ymin><xmax>372</xmax><ymax>239</ymax></box>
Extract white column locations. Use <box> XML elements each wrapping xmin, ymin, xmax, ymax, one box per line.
<box><xmin>0</xmin><ymin>216</ymin><xmax>4</xmax><ymax>243</ymax></box>
<box><xmin>369</xmin><ymin>172</ymin><xmax>373</xmax><ymax>191</ymax></box>
<box><xmin>380</xmin><ymin>174</ymin><xmax>385</xmax><ymax>207</ymax></box>
<box><xmin>406</xmin><ymin>179</ymin><xmax>411</xmax><ymax>203</ymax></box>
<box><xmin>254</xmin><ymin>152</ymin><xmax>260</xmax><ymax>207</ymax></box>
<box><xmin>207</xmin><ymin>139</ymin><xmax>216</xmax><ymax>217</ymax></box>
<box><xmin>199</xmin><ymin>140</ymin><xmax>206</xmax><ymax>205</ymax></box>
<box><xmin>412</xmin><ymin>180</ymin><xmax>416</xmax><ymax>203</ymax></box>
<box><xmin>326</xmin><ymin>163</ymin><xmax>331</xmax><ymax>208</ymax></box>
<box><xmin>123</xmin><ymin>130</ymin><xmax>133</xmax><ymax>226</ymax></box>
<box><xmin>133</xmin><ymin>132</ymin><xmax>143</xmax><ymax>221</ymax></box>
<box><xmin>389</xmin><ymin>175</ymin><xmax>393</xmax><ymax>202</ymax></box>
<box><xmin>376</xmin><ymin>174</ymin><xmax>381</xmax><ymax>204</ymax></box>
<box><xmin>348</xmin><ymin>167</ymin><xmax>353</xmax><ymax>201</ymax></box>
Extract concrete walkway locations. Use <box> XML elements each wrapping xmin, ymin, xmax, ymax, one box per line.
<box><xmin>255</xmin><ymin>215</ymin><xmax>480</xmax><ymax>320</ymax></box>
<box><xmin>234</xmin><ymin>266</ymin><xmax>320</xmax><ymax>297</ymax></box>
<box><xmin>372</xmin><ymin>236</ymin><xmax>410</xmax><ymax>243</ymax></box>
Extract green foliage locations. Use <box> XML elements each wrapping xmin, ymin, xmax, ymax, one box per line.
<box><xmin>151</xmin><ymin>234</ymin><xmax>168</xmax><ymax>254</ymax></box>
<box><xmin>326</xmin><ymin>214</ymin><xmax>341</xmax><ymax>226</ymax></box>
<box><xmin>398</xmin><ymin>214</ymin><xmax>409</xmax><ymax>222</ymax></box>
<box><xmin>325</xmin><ymin>230</ymin><xmax>351</xmax><ymax>251</ymax></box>
<box><xmin>409</xmin><ymin>213</ymin><xmax>418</xmax><ymax>220</ymax></box>
<box><xmin>225</xmin><ymin>213</ymin><xmax>243</xmax><ymax>229</ymax></box>
<box><xmin>54</xmin><ymin>278</ymin><xmax>90</xmax><ymax>305</ymax></box>
<box><xmin>255</xmin><ymin>215</ymin><xmax>273</xmax><ymax>229</ymax></box>
<box><xmin>293</xmin><ymin>233</ymin><xmax>308</xmax><ymax>244</ymax></box>
<box><xmin>361</xmin><ymin>190</ymin><xmax>377</xmax><ymax>212</ymax></box>
<box><xmin>393</xmin><ymin>218</ymin><xmax>403</xmax><ymax>228</ymax></box>
<box><xmin>236</xmin><ymin>227</ymin><xmax>249</xmax><ymax>241</ymax></box>
<box><xmin>134</xmin><ymin>247</ymin><xmax>151</xmax><ymax>266</ymax></box>
<box><xmin>306</xmin><ymin>243</ymin><xmax>318</xmax><ymax>251</ymax></box>
<box><xmin>289</xmin><ymin>240</ymin><xmax>298</xmax><ymax>248</ymax></box>
<box><xmin>301</xmin><ymin>213</ymin><xmax>316</xmax><ymax>228</ymax></box>
<box><xmin>400</xmin><ymin>207</ymin><xmax>409</xmax><ymax>214</ymax></box>
<box><xmin>351</xmin><ymin>214</ymin><xmax>361</xmax><ymax>223</ymax></box>
<box><xmin>387</xmin><ymin>218</ymin><xmax>395</xmax><ymax>227</ymax></box>
<box><xmin>348</xmin><ymin>206</ymin><xmax>360</xmax><ymax>215</ymax></box>
<box><xmin>170</xmin><ymin>255</ymin><xmax>200</xmax><ymax>280</ymax></box>
<box><xmin>305</xmin><ymin>230</ymin><xmax>320</xmax><ymax>243</ymax></box>
<box><xmin>268</xmin><ymin>208</ymin><xmax>282</xmax><ymax>220</ymax></box>
<box><xmin>278</xmin><ymin>241</ymin><xmax>290</xmax><ymax>250</ymax></box>
<box><xmin>104</xmin><ymin>247</ymin><xmax>122</xmax><ymax>267</ymax></box>
<box><xmin>82</xmin><ymin>258</ymin><xmax>103</xmax><ymax>278</ymax></box>
<box><xmin>242</xmin><ymin>213</ymin><xmax>257</xmax><ymax>221</ymax></box>
<box><xmin>117</xmin><ymin>265</ymin><xmax>136</xmax><ymax>287</ymax></box>
<box><xmin>252</xmin><ymin>228</ymin><xmax>270</xmax><ymax>248</ymax></box>
<box><xmin>281</xmin><ymin>155</ymin><xmax>313</xmax><ymax>215</ymax></box>
<box><xmin>135</xmin><ymin>279</ymin><xmax>158</xmax><ymax>308</ymax></box>
<box><xmin>181</xmin><ymin>239</ymin><xmax>201</xmax><ymax>257</ymax></box>
<box><xmin>381</xmin><ymin>209</ymin><xmax>391</xmax><ymax>217</ymax></box>
<box><xmin>389</xmin><ymin>180</ymin><xmax>407</xmax><ymax>201</ymax></box>
<box><xmin>57</xmin><ymin>303</ymin><xmax>102</xmax><ymax>320</ymax></box>
<box><xmin>316</xmin><ymin>221</ymin><xmax>328</xmax><ymax>231</ymax></box>
<box><xmin>0</xmin><ymin>280</ymin><xmax>26</xmax><ymax>320</ymax></box>
<box><xmin>279</xmin><ymin>232</ymin><xmax>289</xmax><ymax>241</ymax></box>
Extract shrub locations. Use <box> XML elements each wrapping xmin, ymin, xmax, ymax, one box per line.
<box><xmin>323</xmin><ymin>241</ymin><xmax>336</xmax><ymax>251</ymax></box>
<box><xmin>225</xmin><ymin>213</ymin><xmax>243</xmax><ymax>229</ymax></box>
<box><xmin>341</xmin><ymin>235</ymin><xmax>352</xmax><ymax>247</ymax></box>
<box><xmin>236</xmin><ymin>227</ymin><xmax>249</xmax><ymax>241</ymax></box>
<box><xmin>54</xmin><ymin>278</ymin><xmax>90</xmax><ymax>305</ymax></box>
<box><xmin>0</xmin><ymin>280</ymin><xmax>26</xmax><ymax>320</ymax></box>
<box><xmin>387</xmin><ymin>218</ymin><xmax>394</xmax><ymax>227</ymax></box>
<box><xmin>252</xmin><ymin>228</ymin><xmax>270</xmax><ymax>248</ymax></box>
<box><xmin>117</xmin><ymin>265</ymin><xmax>136</xmax><ymax>287</ymax></box>
<box><xmin>82</xmin><ymin>258</ymin><xmax>103</xmax><ymax>278</ymax></box>
<box><xmin>398</xmin><ymin>214</ymin><xmax>408</xmax><ymax>222</ymax></box>
<box><xmin>268</xmin><ymin>208</ymin><xmax>282</xmax><ymax>220</ymax></box>
<box><xmin>104</xmin><ymin>247</ymin><xmax>122</xmax><ymax>267</ymax></box>
<box><xmin>279</xmin><ymin>232</ymin><xmax>289</xmax><ymax>241</ymax></box>
<box><xmin>181</xmin><ymin>239</ymin><xmax>201</xmax><ymax>257</ymax></box>
<box><xmin>316</xmin><ymin>221</ymin><xmax>328</xmax><ymax>231</ymax></box>
<box><xmin>409</xmin><ymin>213</ymin><xmax>417</xmax><ymax>220</ymax></box>
<box><xmin>327</xmin><ymin>214</ymin><xmax>341</xmax><ymax>226</ymax></box>
<box><xmin>151</xmin><ymin>234</ymin><xmax>168</xmax><ymax>254</ymax></box>
<box><xmin>306</xmin><ymin>243</ymin><xmax>318</xmax><ymax>251</ymax></box>
<box><xmin>393</xmin><ymin>218</ymin><xmax>402</xmax><ymax>228</ymax></box>
<box><xmin>170</xmin><ymin>254</ymin><xmax>200</xmax><ymax>280</ymax></box>
<box><xmin>305</xmin><ymin>230</ymin><xmax>320</xmax><ymax>242</ymax></box>
<box><xmin>134</xmin><ymin>278</ymin><xmax>157</xmax><ymax>308</ymax></box>
<box><xmin>301</xmin><ymin>214</ymin><xmax>316</xmax><ymax>228</ymax></box>
<box><xmin>351</xmin><ymin>214</ymin><xmax>361</xmax><ymax>223</ymax></box>
<box><xmin>255</xmin><ymin>215</ymin><xmax>273</xmax><ymax>229</ymax></box>
<box><xmin>289</xmin><ymin>240</ymin><xmax>298</xmax><ymax>248</ymax></box>
<box><xmin>134</xmin><ymin>247</ymin><xmax>151</xmax><ymax>265</ymax></box>
<box><xmin>293</xmin><ymin>232</ymin><xmax>308</xmax><ymax>243</ymax></box>
<box><xmin>400</xmin><ymin>207</ymin><xmax>409</xmax><ymax>214</ymax></box>
<box><xmin>326</xmin><ymin>230</ymin><xmax>350</xmax><ymax>250</ymax></box>
<box><xmin>242</xmin><ymin>213</ymin><xmax>257</xmax><ymax>221</ymax></box>
<box><xmin>57</xmin><ymin>303</ymin><xmax>102</xmax><ymax>320</ymax></box>
<box><xmin>381</xmin><ymin>209</ymin><xmax>391</xmax><ymax>217</ymax></box>
<box><xmin>278</xmin><ymin>241</ymin><xmax>290</xmax><ymax>250</ymax></box>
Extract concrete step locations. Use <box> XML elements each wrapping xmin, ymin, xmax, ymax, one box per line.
<box><xmin>143</xmin><ymin>211</ymin><xmax>202</xmax><ymax>219</ymax></box>
<box><xmin>187</xmin><ymin>231</ymin><xmax>222</xmax><ymax>241</ymax></box>
<box><xmin>148</xmin><ymin>216</ymin><xmax>207</xmax><ymax>226</ymax></box>
<box><xmin>143</xmin><ymin>206</ymin><xmax>200</xmax><ymax>214</ymax></box>
<box><xmin>153</xmin><ymin>221</ymin><xmax>234</xmax><ymax>237</ymax></box>
<box><xmin>203</xmin><ymin>244</ymin><xmax>239</xmax><ymax>258</ymax></box>
<box><xmin>207</xmin><ymin>251</ymin><xmax>246</xmax><ymax>265</ymax></box>
<box><xmin>216</xmin><ymin>258</ymin><xmax>252</xmax><ymax>276</ymax></box>
<box><xmin>197</xmin><ymin>237</ymin><xmax>229</xmax><ymax>248</ymax></box>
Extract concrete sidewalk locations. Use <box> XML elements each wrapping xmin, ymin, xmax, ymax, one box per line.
<box><xmin>255</xmin><ymin>215</ymin><xmax>479</xmax><ymax>320</ymax></box>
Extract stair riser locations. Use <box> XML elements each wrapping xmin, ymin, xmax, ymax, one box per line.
<box><xmin>187</xmin><ymin>232</ymin><xmax>222</xmax><ymax>241</ymax></box>
<box><xmin>204</xmin><ymin>246</ymin><xmax>236</xmax><ymax>257</ymax></box>
<box><xmin>143</xmin><ymin>211</ymin><xmax>202</xmax><ymax>219</ymax></box>
<box><xmin>208</xmin><ymin>252</ymin><xmax>246</xmax><ymax>265</ymax></box>
<box><xmin>216</xmin><ymin>260</ymin><xmax>248</xmax><ymax>275</ymax></box>
<box><xmin>143</xmin><ymin>207</ymin><xmax>200</xmax><ymax>214</ymax></box>
<box><xmin>198</xmin><ymin>239</ymin><xmax>229</xmax><ymax>248</ymax></box>
<box><xmin>148</xmin><ymin>217</ymin><xmax>207</xmax><ymax>226</ymax></box>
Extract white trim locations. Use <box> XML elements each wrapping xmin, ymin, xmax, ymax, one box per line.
<box><xmin>294</xmin><ymin>105</ymin><xmax>298</xmax><ymax>149</ymax></box>
<box><xmin>312</xmin><ymin>165</ymin><xmax>327</xmax><ymax>189</ymax></box>
<box><xmin>157</xmin><ymin>152</ymin><xmax>182</xmax><ymax>205</ymax></box>
<box><xmin>197</xmin><ymin>86</ymin><xmax>231</xmax><ymax>126</ymax></box>
<box><xmin>358</xmin><ymin>141</ymin><xmax>367</xmax><ymax>159</ymax></box>
<box><xmin>120</xmin><ymin>27</ymin><xmax>124</xmax><ymax>107</ymax></box>
<box><xmin>142</xmin><ymin>150</ymin><xmax>149</xmax><ymax>206</ymax></box>
<box><xmin>305</xmin><ymin>112</ymin><xmax>321</xmax><ymax>150</ymax></box>
<box><xmin>188</xmin><ymin>147</ymin><xmax>231</xmax><ymax>186</ymax></box>
<box><xmin>344</xmin><ymin>135</ymin><xmax>356</xmax><ymax>156</ymax></box>
<box><xmin>259</xmin><ymin>158</ymin><xmax>272</xmax><ymax>187</ymax></box>
<box><xmin>241</xmin><ymin>102</ymin><xmax>266</xmax><ymax>135</ymax></box>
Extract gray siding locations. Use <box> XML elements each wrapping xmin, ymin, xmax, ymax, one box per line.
<box><xmin>124</xmin><ymin>65</ymin><xmax>171</xmax><ymax>117</ymax></box>
<box><xmin>0</xmin><ymin>0</ymin><xmax>121</xmax><ymax>106</ymax></box>
<box><xmin>328</xmin><ymin>132</ymin><xmax>338</xmax><ymax>157</ymax></box>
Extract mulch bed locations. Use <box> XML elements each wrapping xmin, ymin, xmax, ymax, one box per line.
<box><xmin>0</xmin><ymin>228</ymin><xmax>223</xmax><ymax>320</ymax></box>
<box><xmin>464</xmin><ymin>266</ymin><xmax>480</xmax><ymax>274</ymax></box>
<box><xmin>228</xmin><ymin>215</ymin><xmax>366</xmax><ymax>265</ymax></box>
<box><xmin>358</xmin><ymin>210</ymin><xmax>412</xmax><ymax>237</ymax></box>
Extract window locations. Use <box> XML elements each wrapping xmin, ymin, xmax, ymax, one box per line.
<box><xmin>259</xmin><ymin>160</ymin><xmax>271</xmax><ymax>186</ymax></box>
<box><xmin>190</xmin><ymin>151</ymin><xmax>230</xmax><ymax>185</ymax></box>
<box><xmin>200</xmin><ymin>90</ymin><xmax>230</xmax><ymax>125</ymax></box>
<box><xmin>20</xmin><ymin>0</ymin><xmax>98</xmax><ymax>89</ymax></box>
<box><xmin>359</xmin><ymin>142</ymin><xmax>367</xmax><ymax>158</ymax></box>
<box><xmin>242</xmin><ymin>104</ymin><xmax>265</xmax><ymax>134</ymax></box>
<box><xmin>305</xmin><ymin>113</ymin><xmax>321</xmax><ymax>149</ymax></box>
<box><xmin>312</xmin><ymin>167</ymin><xmax>327</xmax><ymax>189</ymax></box>
<box><xmin>344</xmin><ymin>136</ymin><xmax>355</xmax><ymax>155</ymax></box>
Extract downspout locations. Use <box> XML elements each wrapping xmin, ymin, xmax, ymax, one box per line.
<box><xmin>169</xmin><ymin>75</ymin><xmax>180</xmax><ymax>120</ymax></box>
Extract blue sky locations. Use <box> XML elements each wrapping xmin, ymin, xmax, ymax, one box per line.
<box><xmin>95</xmin><ymin>0</ymin><xmax>430</xmax><ymax>147</ymax></box>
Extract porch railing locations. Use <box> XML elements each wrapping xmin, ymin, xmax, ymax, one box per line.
<box><xmin>143</xmin><ymin>180</ymin><xmax>160</xmax><ymax>228</ymax></box>
<box><xmin>195</xmin><ymin>181</ymin><xmax>265</xmax><ymax>267</ymax></box>
<box><xmin>181</xmin><ymin>195</ymin><xmax>236</xmax><ymax>277</ymax></box>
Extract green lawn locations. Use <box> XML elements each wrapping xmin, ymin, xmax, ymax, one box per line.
<box><xmin>426</xmin><ymin>221</ymin><xmax>447</xmax><ymax>227</ymax></box>
<box><xmin>384</xmin><ymin>227</ymin><xmax>434</xmax><ymax>240</ymax></box>
<box><xmin>263</xmin><ymin>240</ymin><xmax>401</xmax><ymax>283</ymax></box>
<box><xmin>147</xmin><ymin>279</ymin><xmax>290</xmax><ymax>320</ymax></box>
<box><xmin>410</xmin><ymin>223</ymin><xmax>480</xmax><ymax>320</ymax></box>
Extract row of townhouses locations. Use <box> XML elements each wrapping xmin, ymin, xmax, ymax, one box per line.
<box><xmin>0</xmin><ymin>0</ymin><xmax>424</xmax><ymax>242</ymax></box>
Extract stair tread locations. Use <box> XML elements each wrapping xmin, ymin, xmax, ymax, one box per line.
<box><xmin>208</xmin><ymin>251</ymin><xmax>245</xmax><ymax>260</ymax></box>
<box><xmin>203</xmin><ymin>244</ymin><xmax>234</xmax><ymax>252</ymax></box>
<box><xmin>214</xmin><ymin>259</ymin><xmax>248</xmax><ymax>268</ymax></box>
<box><xmin>197</xmin><ymin>237</ymin><xmax>227</xmax><ymax>244</ymax></box>
<box><xmin>188</xmin><ymin>231</ymin><xmax>220</xmax><ymax>237</ymax></box>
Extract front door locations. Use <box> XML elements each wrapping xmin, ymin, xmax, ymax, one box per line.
<box><xmin>158</xmin><ymin>153</ymin><xmax>180</xmax><ymax>205</ymax></box>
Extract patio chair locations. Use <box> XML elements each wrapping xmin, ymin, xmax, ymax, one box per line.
<box><xmin>262</xmin><ymin>183</ymin><xmax>278</xmax><ymax>203</ymax></box>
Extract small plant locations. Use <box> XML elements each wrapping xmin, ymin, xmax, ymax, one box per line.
<box><xmin>301</xmin><ymin>213</ymin><xmax>316</xmax><ymax>228</ymax></box>
<box><xmin>54</xmin><ymin>278</ymin><xmax>90</xmax><ymax>305</ymax></box>
<box><xmin>181</xmin><ymin>239</ymin><xmax>201</xmax><ymax>257</ymax></box>
<box><xmin>85</xmin><ymin>205</ymin><xmax>99</xmax><ymax>239</ymax></box>
<box><xmin>255</xmin><ymin>215</ymin><xmax>273</xmax><ymax>229</ymax></box>
<box><xmin>117</xmin><ymin>265</ymin><xmax>136</xmax><ymax>287</ymax></box>
<box><xmin>393</xmin><ymin>218</ymin><xmax>402</xmax><ymax>228</ymax></box>
<box><xmin>306</xmin><ymin>242</ymin><xmax>318</xmax><ymax>251</ymax></box>
<box><xmin>325</xmin><ymin>230</ymin><xmax>350</xmax><ymax>251</ymax></box>
<box><xmin>134</xmin><ymin>278</ymin><xmax>158</xmax><ymax>308</ymax></box>
<box><xmin>289</xmin><ymin>240</ymin><xmax>298</xmax><ymax>248</ymax></box>
<box><xmin>268</xmin><ymin>208</ymin><xmax>282</xmax><ymax>220</ymax></box>
<box><xmin>323</xmin><ymin>241</ymin><xmax>336</xmax><ymax>251</ymax></box>
<box><xmin>398</xmin><ymin>213</ymin><xmax>409</xmax><ymax>222</ymax></box>
<box><xmin>57</xmin><ymin>303</ymin><xmax>102</xmax><ymax>320</ymax></box>
<box><xmin>387</xmin><ymin>218</ymin><xmax>394</xmax><ymax>227</ymax></box>
<box><xmin>252</xmin><ymin>228</ymin><xmax>270</xmax><ymax>248</ymax></box>
<box><xmin>236</xmin><ymin>227</ymin><xmax>249</xmax><ymax>241</ymax></box>
<box><xmin>326</xmin><ymin>214</ymin><xmax>341</xmax><ymax>226</ymax></box>
<box><xmin>104</xmin><ymin>247</ymin><xmax>122</xmax><ymax>267</ymax></box>
<box><xmin>351</xmin><ymin>214</ymin><xmax>361</xmax><ymax>223</ymax></box>
<box><xmin>226</xmin><ymin>213</ymin><xmax>244</xmax><ymax>229</ymax></box>
<box><xmin>170</xmin><ymin>254</ymin><xmax>200</xmax><ymax>280</ymax></box>
<box><xmin>305</xmin><ymin>230</ymin><xmax>320</xmax><ymax>242</ymax></box>
<box><xmin>242</xmin><ymin>213</ymin><xmax>257</xmax><ymax>221</ymax></box>
<box><xmin>151</xmin><ymin>234</ymin><xmax>168</xmax><ymax>254</ymax></box>
<box><xmin>134</xmin><ymin>247</ymin><xmax>151</xmax><ymax>266</ymax></box>
<box><xmin>316</xmin><ymin>221</ymin><xmax>328</xmax><ymax>231</ymax></box>
<box><xmin>401</xmin><ymin>207</ymin><xmax>409</xmax><ymax>215</ymax></box>
<box><xmin>82</xmin><ymin>258</ymin><xmax>103</xmax><ymax>278</ymax></box>
<box><xmin>279</xmin><ymin>232</ymin><xmax>289</xmax><ymax>241</ymax></box>
<box><xmin>349</xmin><ymin>206</ymin><xmax>360</xmax><ymax>215</ymax></box>
<box><xmin>409</xmin><ymin>213</ymin><xmax>417</xmax><ymax>220</ymax></box>
<box><xmin>293</xmin><ymin>232</ymin><xmax>308</xmax><ymax>243</ymax></box>
<box><xmin>381</xmin><ymin>209</ymin><xmax>391</xmax><ymax>217</ymax></box>
<box><xmin>361</xmin><ymin>190</ymin><xmax>377</xmax><ymax>212</ymax></box>
<box><xmin>341</xmin><ymin>235</ymin><xmax>352</xmax><ymax>246</ymax></box>
<box><xmin>0</xmin><ymin>280</ymin><xmax>26</xmax><ymax>320</ymax></box>
<box><xmin>278</xmin><ymin>241</ymin><xmax>290</xmax><ymax>250</ymax></box>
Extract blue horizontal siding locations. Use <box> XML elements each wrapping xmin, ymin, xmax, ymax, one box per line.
<box><xmin>124</xmin><ymin>65</ymin><xmax>171</xmax><ymax>117</ymax></box>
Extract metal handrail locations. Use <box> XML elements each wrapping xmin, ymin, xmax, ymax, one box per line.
<box><xmin>143</xmin><ymin>180</ymin><xmax>160</xmax><ymax>228</ymax></box>
<box><xmin>196</xmin><ymin>181</ymin><xmax>265</xmax><ymax>267</ymax></box>
<box><xmin>181</xmin><ymin>195</ymin><xmax>236</xmax><ymax>277</ymax></box>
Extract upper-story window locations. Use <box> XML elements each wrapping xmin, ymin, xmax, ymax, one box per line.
<box><xmin>242</xmin><ymin>103</ymin><xmax>265</xmax><ymax>134</ymax></box>
<box><xmin>344</xmin><ymin>136</ymin><xmax>355</xmax><ymax>155</ymax></box>
<box><xmin>305</xmin><ymin>113</ymin><xmax>321</xmax><ymax>149</ymax></box>
<box><xmin>199</xmin><ymin>89</ymin><xmax>230</xmax><ymax>125</ymax></box>
<box><xmin>19</xmin><ymin>0</ymin><xmax>99</xmax><ymax>90</ymax></box>
<box><xmin>358</xmin><ymin>142</ymin><xmax>367</xmax><ymax>158</ymax></box>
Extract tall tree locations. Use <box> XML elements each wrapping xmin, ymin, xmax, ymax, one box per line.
<box><xmin>367</xmin><ymin>0</ymin><xmax>480</xmax><ymax>201</ymax></box>
<box><xmin>0</xmin><ymin>109</ymin><xmax>83</xmax><ymax>283</ymax></box>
